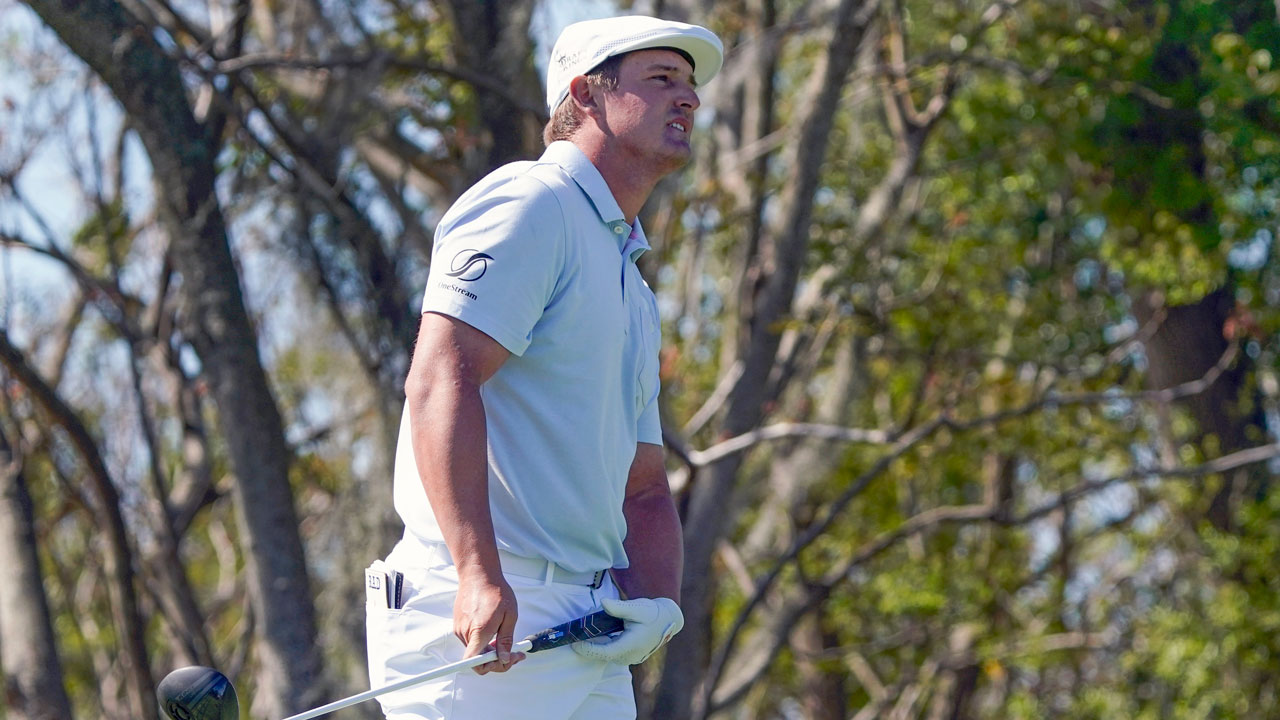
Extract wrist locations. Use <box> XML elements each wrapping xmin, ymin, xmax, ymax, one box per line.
<box><xmin>453</xmin><ymin>550</ymin><xmax>505</xmax><ymax>585</ymax></box>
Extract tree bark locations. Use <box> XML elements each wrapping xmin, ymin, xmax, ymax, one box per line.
<box><xmin>1135</xmin><ymin>287</ymin><xmax>1263</xmax><ymax>531</ymax></box>
<box><xmin>22</xmin><ymin>1</ymin><xmax>325</xmax><ymax>715</ymax></box>
<box><xmin>0</xmin><ymin>425</ymin><xmax>75</xmax><ymax>720</ymax></box>
<box><xmin>0</xmin><ymin>330</ymin><xmax>154</xmax><ymax>720</ymax></box>
<box><xmin>793</xmin><ymin>610</ymin><xmax>846</xmax><ymax>720</ymax></box>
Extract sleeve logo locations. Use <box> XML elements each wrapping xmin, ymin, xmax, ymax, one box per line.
<box><xmin>444</xmin><ymin>250</ymin><xmax>493</xmax><ymax>281</ymax></box>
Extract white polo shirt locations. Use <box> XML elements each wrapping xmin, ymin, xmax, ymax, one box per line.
<box><xmin>392</xmin><ymin>141</ymin><xmax>663</xmax><ymax>574</ymax></box>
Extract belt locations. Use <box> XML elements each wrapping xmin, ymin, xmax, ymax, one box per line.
<box><xmin>418</xmin><ymin>539</ymin><xmax>606</xmax><ymax>588</ymax></box>
<box><xmin>497</xmin><ymin>550</ymin><xmax>606</xmax><ymax>588</ymax></box>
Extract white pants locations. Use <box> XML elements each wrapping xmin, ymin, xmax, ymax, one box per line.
<box><xmin>366</xmin><ymin>537</ymin><xmax>635</xmax><ymax>720</ymax></box>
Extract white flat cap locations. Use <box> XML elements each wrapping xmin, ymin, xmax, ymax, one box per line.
<box><xmin>545</xmin><ymin>15</ymin><xmax>724</xmax><ymax>114</ymax></box>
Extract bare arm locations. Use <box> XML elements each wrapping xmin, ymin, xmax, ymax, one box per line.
<box><xmin>404</xmin><ymin>311</ymin><xmax>521</xmax><ymax>673</ymax></box>
<box><xmin>612</xmin><ymin>442</ymin><xmax>683</xmax><ymax>602</ymax></box>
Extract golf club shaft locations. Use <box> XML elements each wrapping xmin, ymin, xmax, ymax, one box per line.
<box><xmin>282</xmin><ymin>639</ymin><xmax>535</xmax><ymax>720</ymax></box>
<box><xmin>279</xmin><ymin>610</ymin><xmax>624</xmax><ymax>720</ymax></box>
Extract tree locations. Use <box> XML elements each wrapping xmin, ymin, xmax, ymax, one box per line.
<box><xmin>0</xmin><ymin>420</ymin><xmax>74</xmax><ymax>720</ymax></box>
<box><xmin>3</xmin><ymin>0</ymin><xmax>1278</xmax><ymax>718</ymax></box>
<box><xmin>16</xmin><ymin>0</ymin><xmax>323</xmax><ymax>716</ymax></box>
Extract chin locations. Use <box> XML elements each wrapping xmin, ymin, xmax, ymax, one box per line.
<box><xmin>653</xmin><ymin>154</ymin><xmax>690</xmax><ymax>177</ymax></box>
<box><xmin>659</xmin><ymin>142</ymin><xmax>693</xmax><ymax>167</ymax></box>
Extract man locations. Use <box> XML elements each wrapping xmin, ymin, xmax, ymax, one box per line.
<box><xmin>365</xmin><ymin>15</ymin><xmax>723</xmax><ymax>720</ymax></box>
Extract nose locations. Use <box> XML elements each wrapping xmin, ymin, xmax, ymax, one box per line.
<box><xmin>677</xmin><ymin>84</ymin><xmax>700</xmax><ymax>111</ymax></box>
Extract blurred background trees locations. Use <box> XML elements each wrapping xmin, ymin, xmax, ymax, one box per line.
<box><xmin>1</xmin><ymin>0</ymin><xmax>1277</xmax><ymax>718</ymax></box>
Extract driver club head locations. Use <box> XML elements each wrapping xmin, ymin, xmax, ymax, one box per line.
<box><xmin>157</xmin><ymin>665</ymin><xmax>239</xmax><ymax>720</ymax></box>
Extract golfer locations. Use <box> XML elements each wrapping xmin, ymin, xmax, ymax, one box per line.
<box><xmin>365</xmin><ymin>15</ymin><xmax>723</xmax><ymax>719</ymax></box>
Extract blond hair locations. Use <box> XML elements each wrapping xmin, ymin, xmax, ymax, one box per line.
<box><xmin>542</xmin><ymin>56</ymin><xmax>622</xmax><ymax>146</ymax></box>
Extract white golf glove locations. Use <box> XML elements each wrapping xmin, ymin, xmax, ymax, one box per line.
<box><xmin>571</xmin><ymin>597</ymin><xmax>684</xmax><ymax>665</ymax></box>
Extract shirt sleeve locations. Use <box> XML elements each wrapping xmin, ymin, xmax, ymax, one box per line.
<box><xmin>637</xmin><ymin>391</ymin><xmax>663</xmax><ymax>445</ymax></box>
<box><xmin>421</xmin><ymin>176</ymin><xmax>565</xmax><ymax>356</ymax></box>
<box><xmin>636</xmin><ymin>292</ymin><xmax>664</xmax><ymax>446</ymax></box>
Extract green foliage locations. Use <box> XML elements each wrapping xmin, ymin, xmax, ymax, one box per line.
<box><xmin>669</xmin><ymin>0</ymin><xmax>1280</xmax><ymax>716</ymax></box>
<box><xmin>70</xmin><ymin>196</ymin><xmax>131</xmax><ymax>273</ymax></box>
<box><xmin>9</xmin><ymin>0</ymin><xmax>1280</xmax><ymax>717</ymax></box>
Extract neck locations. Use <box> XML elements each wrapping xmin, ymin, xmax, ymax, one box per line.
<box><xmin>570</xmin><ymin>136</ymin><xmax>666</xmax><ymax>224</ymax></box>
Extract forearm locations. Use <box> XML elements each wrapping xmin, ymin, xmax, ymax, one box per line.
<box><xmin>408</xmin><ymin>377</ymin><xmax>503</xmax><ymax>582</ymax></box>
<box><xmin>572</xmin><ymin>451</ymin><xmax>685</xmax><ymax>668</ymax></box>
<box><xmin>615</xmin><ymin>488</ymin><xmax>683</xmax><ymax>602</ymax></box>
<box><xmin>407</xmin><ymin>366</ymin><xmax>522</xmax><ymax>669</ymax></box>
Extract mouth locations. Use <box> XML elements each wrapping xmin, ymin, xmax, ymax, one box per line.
<box><xmin>668</xmin><ymin>118</ymin><xmax>690</xmax><ymax>134</ymax></box>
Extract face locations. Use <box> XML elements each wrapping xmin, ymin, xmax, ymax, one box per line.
<box><xmin>595</xmin><ymin>49</ymin><xmax>701</xmax><ymax>173</ymax></box>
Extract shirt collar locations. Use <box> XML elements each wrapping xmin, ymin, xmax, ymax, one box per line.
<box><xmin>542</xmin><ymin>141</ymin><xmax>651</xmax><ymax>261</ymax></box>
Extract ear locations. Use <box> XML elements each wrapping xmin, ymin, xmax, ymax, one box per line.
<box><xmin>568</xmin><ymin>75</ymin><xmax>602</xmax><ymax>116</ymax></box>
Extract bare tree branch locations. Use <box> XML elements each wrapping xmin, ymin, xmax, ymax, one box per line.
<box><xmin>211</xmin><ymin>52</ymin><xmax>547</xmax><ymax>119</ymax></box>
<box><xmin>1013</xmin><ymin>441</ymin><xmax>1280</xmax><ymax>527</ymax></box>
<box><xmin>688</xmin><ymin>422</ymin><xmax>891</xmax><ymax>466</ymax></box>
<box><xmin>683</xmin><ymin>360</ymin><xmax>745</xmax><ymax>435</ymax></box>
<box><xmin>698</xmin><ymin>334</ymin><xmax>1259</xmax><ymax>710</ymax></box>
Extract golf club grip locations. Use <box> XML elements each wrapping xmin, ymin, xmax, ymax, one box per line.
<box><xmin>523</xmin><ymin>610</ymin><xmax>624</xmax><ymax>653</ymax></box>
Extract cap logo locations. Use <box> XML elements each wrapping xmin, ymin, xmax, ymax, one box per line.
<box><xmin>556</xmin><ymin>51</ymin><xmax>582</xmax><ymax>70</ymax></box>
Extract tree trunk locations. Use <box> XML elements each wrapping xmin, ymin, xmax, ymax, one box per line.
<box><xmin>1135</xmin><ymin>287</ymin><xmax>1263</xmax><ymax>531</ymax></box>
<box><xmin>655</xmin><ymin>2</ymin><xmax>880</xmax><ymax>716</ymax></box>
<box><xmin>793</xmin><ymin>610</ymin><xmax>846</xmax><ymax>720</ymax></box>
<box><xmin>1110</xmin><ymin>1</ymin><xmax>1271</xmax><ymax>533</ymax></box>
<box><xmin>23</xmin><ymin>1</ymin><xmax>325</xmax><ymax>715</ymax></box>
<box><xmin>0</xmin><ymin>426</ymin><xmax>75</xmax><ymax>720</ymax></box>
<box><xmin>440</xmin><ymin>0</ymin><xmax>544</xmax><ymax>175</ymax></box>
<box><xmin>0</xmin><ymin>331</ymin><xmax>155</xmax><ymax>720</ymax></box>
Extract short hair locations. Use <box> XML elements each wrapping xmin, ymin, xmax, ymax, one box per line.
<box><xmin>542</xmin><ymin>55</ymin><xmax>623</xmax><ymax>146</ymax></box>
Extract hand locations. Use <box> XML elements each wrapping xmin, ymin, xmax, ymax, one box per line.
<box><xmin>571</xmin><ymin>597</ymin><xmax>683</xmax><ymax>665</ymax></box>
<box><xmin>453</xmin><ymin>572</ymin><xmax>525</xmax><ymax>674</ymax></box>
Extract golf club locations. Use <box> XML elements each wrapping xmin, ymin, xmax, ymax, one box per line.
<box><xmin>158</xmin><ymin>610</ymin><xmax>624</xmax><ymax>720</ymax></box>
